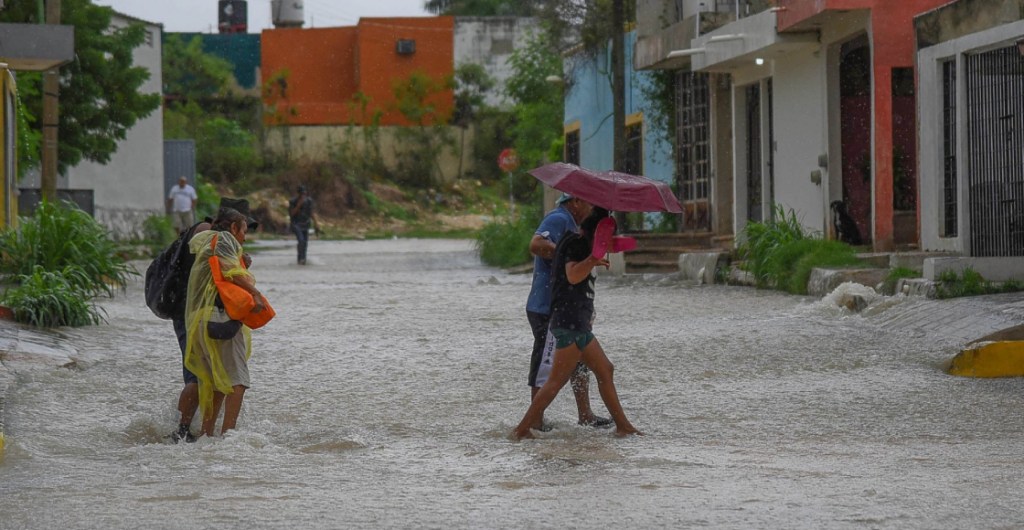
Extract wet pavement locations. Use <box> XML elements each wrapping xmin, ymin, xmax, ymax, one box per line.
<box><xmin>1</xmin><ymin>238</ymin><xmax>1023</xmax><ymax>529</ymax></box>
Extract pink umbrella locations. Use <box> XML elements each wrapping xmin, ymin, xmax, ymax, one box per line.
<box><xmin>528</xmin><ymin>162</ymin><xmax>683</xmax><ymax>213</ymax></box>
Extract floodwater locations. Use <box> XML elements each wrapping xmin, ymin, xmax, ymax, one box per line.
<box><xmin>2</xmin><ymin>238</ymin><xmax>1024</xmax><ymax>529</ymax></box>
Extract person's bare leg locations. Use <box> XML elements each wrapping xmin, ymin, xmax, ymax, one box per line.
<box><xmin>201</xmin><ymin>391</ymin><xmax>226</xmax><ymax>437</ymax></box>
<box><xmin>529</xmin><ymin>386</ymin><xmax>544</xmax><ymax>430</ymax></box>
<box><xmin>580</xmin><ymin>339</ymin><xmax>642</xmax><ymax>436</ymax></box>
<box><xmin>571</xmin><ymin>370</ymin><xmax>599</xmax><ymax>424</ymax></box>
<box><xmin>220</xmin><ymin>386</ymin><xmax>247</xmax><ymax>434</ymax></box>
<box><xmin>513</xmin><ymin>346</ymin><xmax>582</xmax><ymax>439</ymax></box>
<box><xmin>177</xmin><ymin>383</ymin><xmax>198</xmax><ymax>427</ymax></box>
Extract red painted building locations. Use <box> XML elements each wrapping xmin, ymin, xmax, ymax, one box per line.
<box><xmin>261</xmin><ymin>17</ymin><xmax>455</xmax><ymax>127</ymax></box>
<box><xmin>776</xmin><ymin>0</ymin><xmax>952</xmax><ymax>249</ymax></box>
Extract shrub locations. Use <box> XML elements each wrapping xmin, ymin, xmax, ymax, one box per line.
<box><xmin>476</xmin><ymin>209</ymin><xmax>537</xmax><ymax>268</ymax></box>
<box><xmin>783</xmin><ymin>239</ymin><xmax>863</xmax><ymax>294</ymax></box>
<box><xmin>194</xmin><ymin>174</ymin><xmax>221</xmax><ymax>222</ymax></box>
<box><xmin>2</xmin><ymin>267</ymin><xmax>104</xmax><ymax>327</ymax></box>
<box><xmin>737</xmin><ymin>205</ymin><xmax>810</xmax><ymax>288</ymax></box>
<box><xmin>932</xmin><ymin>267</ymin><xmax>1024</xmax><ymax>299</ymax></box>
<box><xmin>196</xmin><ymin>117</ymin><xmax>260</xmax><ymax>184</ymax></box>
<box><xmin>0</xmin><ymin>200</ymin><xmax>136</xmax><ymax>297</ymax></box>
<box><xmin>141</xmin><ymin>214</ymin><xmax>177</xmax><ymax>248</ymax></box>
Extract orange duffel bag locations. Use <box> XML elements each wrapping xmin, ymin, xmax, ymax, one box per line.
<box><xmin>208</xmin><ymin>234</ymin><xmax>275</xmax><ymax>329</ymax></box>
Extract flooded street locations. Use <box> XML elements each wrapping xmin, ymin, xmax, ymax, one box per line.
<box><xmin>2</xmin><ymin>238</ymin><xmax>1024</xmax><ymax>529</ymax></box>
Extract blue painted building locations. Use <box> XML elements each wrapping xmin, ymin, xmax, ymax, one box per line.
<box><xmin>562</xmin><ymin>31</ymin><xmax>674</xmax><ymax>186</ymax></box>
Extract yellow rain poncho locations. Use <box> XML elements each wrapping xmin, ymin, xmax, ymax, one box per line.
<box><xmin>184</xmin><ymin>230</ymin><xmax>253</xmax><ymax>417</ymax></box>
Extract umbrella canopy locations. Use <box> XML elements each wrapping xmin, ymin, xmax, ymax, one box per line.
<box><xmin>528</xmin><ymin>163</ymin><xmax>683</xmax><ymax>213</ymax></box>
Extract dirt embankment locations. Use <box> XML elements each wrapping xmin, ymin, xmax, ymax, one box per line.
<box><xmin>241</xmin><ymin>174</ymin><xmax>489</xmax><ymax>239</ymax></box>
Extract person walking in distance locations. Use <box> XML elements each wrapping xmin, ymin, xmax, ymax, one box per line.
<box><xmin>525</xmin><ymin>193</ymin><xmax>611</xmax><ymax>430</ymax></box>
<box><xmin>167</xmin><ymin>176</ymin><xmax>198</xmax><ymax>235</ymax></box>
<box><xmin>289</xmin><ymin>185</ymin><xmax>315</xmax><ymax>265</ymax></box>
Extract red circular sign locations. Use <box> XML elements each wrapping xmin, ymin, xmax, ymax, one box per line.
<box><xmin>498</xmin><ymin>148</ymin><xmax>519</xmax><ymax>172</ymax></box>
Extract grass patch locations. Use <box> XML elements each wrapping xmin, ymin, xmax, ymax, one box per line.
<box><xmin>778</xmin><ymin>239</ymin><xmax>863</xmax><ymax>294</ymax></box>
<box><xmin>880</xmin><ymin>266</ymin><xmax>920</xmax><ymax>295</ymax></box>
<box><xmin>934</xmin><ymin>268</ymin><xmax>1024</xmax><ymax>299</ymax></box>
<box><xmin>363</xmin><ymin>189</ymin><xmax>417</xmax><ymax>222</ymax></box>
<box><xmin>738</xmin><ymin>205</ymin><xmax>863</xmax><ymax>294</ymax></box>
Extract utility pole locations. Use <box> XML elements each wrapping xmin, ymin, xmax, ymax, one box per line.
<box><xmin>41</xmin><ymin>0</ymin><xmax>61</xmax><ymax>201</ymax></box>
<box><xmin>611</xmin><ymin>0</ymin><xmax>626</xmax><ymax>225</ymax></box>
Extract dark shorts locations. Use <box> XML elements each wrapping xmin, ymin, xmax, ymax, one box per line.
<box><xmin>173</xmin><ymin>318</ymin><xmax>199</xmax><ymax>385</ymax></box>
<box><xmin>551</xmin><ymin>328</ymin><xmax>596</xmax><ymax>350</ymax></box>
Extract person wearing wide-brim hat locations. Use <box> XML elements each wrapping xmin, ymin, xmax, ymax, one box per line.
<box><xmin>218</xmin><ymin>197</ymin><xmax>259</xmax><ymax>232</ymax></box>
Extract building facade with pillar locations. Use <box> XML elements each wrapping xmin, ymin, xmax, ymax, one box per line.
<box><xmin>635</xmin><ymin>0</ymin><xmax>950</xmax><ymax>251</ymax></box>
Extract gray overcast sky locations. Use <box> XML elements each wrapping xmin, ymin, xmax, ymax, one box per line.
<box><xmin>92</xmin><ymin>0</ymin><xmax>432</xmax><ymax>33</ymax></box>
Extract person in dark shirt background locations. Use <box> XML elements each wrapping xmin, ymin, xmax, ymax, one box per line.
<box><xmin>289</xmin><ymin>185</ymin><xmax>316</xmax><ymax>265</ymax></box>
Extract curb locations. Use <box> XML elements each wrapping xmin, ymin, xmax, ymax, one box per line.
<box><xmin>948</xmin><ymin>341</ymin><xmax>1024</xmax><ymax>377</ymax></box>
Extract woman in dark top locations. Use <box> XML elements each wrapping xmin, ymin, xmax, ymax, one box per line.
<box><xmin>512</xmin><ymin>208</ymin><xmax>642</xmax><ymax>439</ymax></box>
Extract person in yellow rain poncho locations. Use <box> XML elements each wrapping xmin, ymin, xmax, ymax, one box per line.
<box><xmin>184</xmin><ymin>208</ymin><xmax>266</xmax><ymax>437</ymax></box>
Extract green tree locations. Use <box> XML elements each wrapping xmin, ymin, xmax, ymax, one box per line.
<box><xmin>505</xmin><ymin>33</ymin><xmax>562</xmax><ymax>197</ymax></box>
<box><xmin>452</xmin><ymin>63</ymin><xmax>495</xmax><ymax>180</ymax></box>
<box><xmin>196</xmin><ymin>118</ymin><xmax>259</xmax><ymax>183</ymax></box>
<box><xmin>391</xmin><ymin>71</ymin><xmax>455</xmax><ymax>187</ymax></box>
<box><xmin>162</xmin><ymin>34</ymin><xmax>234</xmax><ymax>102</ymax></box>
<box><xmin>0</xmin><ymin>0</ymin><xmax>161</xmax><ymax>174</ymax></box>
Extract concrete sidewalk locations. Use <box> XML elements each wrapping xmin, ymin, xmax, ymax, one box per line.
<box><xmin>868</xmin><ymin>290</ymin><xmax>1024</xmax><ymax>344</ymax></box>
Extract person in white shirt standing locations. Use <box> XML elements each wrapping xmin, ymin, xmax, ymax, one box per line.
<box><xmin>167</xmin><ymin>176</ymin><xmax>198</xmax><ymax>234</ymax></box>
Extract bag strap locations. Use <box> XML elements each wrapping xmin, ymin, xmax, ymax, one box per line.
<box><xmin>209</xmin><ymin>231</ymin><xmax>247</xmax><ymax>271</ymax></box>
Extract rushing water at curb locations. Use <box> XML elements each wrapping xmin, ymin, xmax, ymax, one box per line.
<box><xmin>2</xmin><ymin>239</ymin><xmax>1024</xmax><ymax>529</ymax></box>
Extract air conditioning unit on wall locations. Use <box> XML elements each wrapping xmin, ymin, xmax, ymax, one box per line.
<box><xmin>396</xmin><ymin>39</ymin><xmax>416</xmax><ymax>55</ymax></box>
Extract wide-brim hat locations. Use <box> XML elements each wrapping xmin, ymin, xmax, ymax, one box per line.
<box><xmin>219</xmin><ymin>197</ymin><xmax>259</xmax><ymax>230</ymax></box>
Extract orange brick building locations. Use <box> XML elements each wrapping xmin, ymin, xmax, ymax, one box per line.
<box><xmin>261</xmin><ymin>17</ymin><xmax>455</xmax><ymax>127</ymax></box>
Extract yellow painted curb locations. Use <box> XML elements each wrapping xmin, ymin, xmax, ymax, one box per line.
<box><xmin>947</xmin><ymin>341</ymin><xmax>1024</xmax><ymax>378</ymax></box>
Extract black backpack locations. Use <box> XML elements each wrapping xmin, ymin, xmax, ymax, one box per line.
<box><xmin>144</xmin><ymin>223</ymin><xmax>204</xmax><ymax>320</ymax></box>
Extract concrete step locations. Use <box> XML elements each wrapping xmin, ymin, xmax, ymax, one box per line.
<box><xmin>622</xmin><ymin>232</ymin><xmax>731</xmax><ymax>274</ymax></box>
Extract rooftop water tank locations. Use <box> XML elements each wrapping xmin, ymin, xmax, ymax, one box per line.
<box><xmin>271</xmin><ymin>0</ymin><xmax>304</xmax><ymax>28</ymax></box>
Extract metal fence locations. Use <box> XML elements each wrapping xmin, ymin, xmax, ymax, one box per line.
<box><xmin>18</xmin><ymin>188</ymin><xmax>95</xmax><ymax>217</ymax></box>
<box><xmin>966</xmin><ymin>45</ymin><xmax>1024</xmax><ymax>256</ymax></box>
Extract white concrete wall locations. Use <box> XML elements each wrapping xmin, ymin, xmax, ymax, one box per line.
<box><xmin>453</xmin><ymin>17</ymin><xmax>538</xmax><ymax>109</ymax></box>
<box><xmin>67</xmin><ymin>14</ymin><xmax>164</xmax><ymax>239</ymax></box>
<box><xmin>724</xmin><ymin>11</ymin><xmax>869</xmax><ymax>240</ymax></box>
<box><xmin>727</xmin><ymin>44</ymin><xmax>827</xmax><ymax>237</ymax></box>
<box><xmin>917</xmin><ymin>19</ymin><xmax>1024</xmax><ymax>255</ymax></box>
<box><xmin>771</xmin><ymin>48</ymin><xmax>828</xmax><ymax>236</ymax></box>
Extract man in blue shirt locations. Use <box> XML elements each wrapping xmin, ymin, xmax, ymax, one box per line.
<box><xmin>525</xmin><ymin>193</ymin><xmax>611</xmax><ymax>429</ymax></box>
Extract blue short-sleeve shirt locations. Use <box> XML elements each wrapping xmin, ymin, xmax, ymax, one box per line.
<box><xmin>526</xmin><ymin>206</ymin><xmax>578</xmax><ymax>314</ymax></box>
